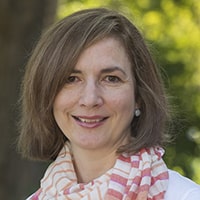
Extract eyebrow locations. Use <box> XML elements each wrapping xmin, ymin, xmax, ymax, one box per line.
<box><xmin>100</xmin><ymin>66</ymin><xmax>127</xmax><ymax>76</ymax></box>
<box><xmin>70</xmin><ymin>66</ymin><xmax>127</xmax><ymax>76</ymax></box>
<box><xmin>70</xmin><ymin>69</ymin><xmax>82</xmax><ymax>74</ymax></box>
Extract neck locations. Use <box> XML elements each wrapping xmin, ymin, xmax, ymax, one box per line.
<box><xmin>70</xmin><ymin>146</ymin><xmax>118</xmax><ymax>183</ymax></box>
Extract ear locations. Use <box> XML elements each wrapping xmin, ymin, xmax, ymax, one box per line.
<box><xmin>135</xmin><ymin>102</ymin><xmax>140</xmax><ymax>109</ymax></box>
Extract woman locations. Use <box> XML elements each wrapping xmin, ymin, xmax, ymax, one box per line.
<box><xmin>18</xmin><ymin>8</ymin><xmax>200</xmax><ymax>199</ymax></box>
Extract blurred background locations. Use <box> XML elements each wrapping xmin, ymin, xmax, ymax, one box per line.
<box><xmin>0</xmin><ymin>0</ymin><xmax>200</xmax><ymax>199</ymax></box>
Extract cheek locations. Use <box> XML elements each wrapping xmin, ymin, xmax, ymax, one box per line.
<box><xmin>53</xmin><ymin>89</ymin><xmax>78</xmax><ymax>111</ymax></box>
<box><xmin>53</xmin><ymin>94</ymin><xmax>66</xmax><ymax>114</ymax></box>
<box><xmin>108</xmin><ymin>90</ymin><xmax>135</xmax><ymax>113</ymax></box>
<box><xmin>53</xmin><ymin>91</ymin><xmax>75</xmax><ymax>132</ymax></box>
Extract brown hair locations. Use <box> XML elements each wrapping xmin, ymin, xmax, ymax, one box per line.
<box><xmin>18</xmin><ymin>8</ymin><xmax>171</xmax><ymax>160</ymax></box>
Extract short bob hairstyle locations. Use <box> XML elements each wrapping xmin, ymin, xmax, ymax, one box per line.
<box><xmin>18</xmin><ymin>8</ymin><xmax>171</xmax><ymax>160</ymax></box>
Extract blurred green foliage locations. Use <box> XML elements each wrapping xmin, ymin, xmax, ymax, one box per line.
<box><xmin>57</xmin><ymin>0</ymin><xmax>200</xmax><ymax>183</ymax></box>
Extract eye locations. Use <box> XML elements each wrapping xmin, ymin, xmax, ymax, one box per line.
<box><xmin>66</xmin><ymin>76</ymin><xmax>80</xmax><ymax>84</ymax></box>
<box><xmin>104</xmin><ymin>75</ymin><xmax>121</xmax><ymax>83</ymax></box>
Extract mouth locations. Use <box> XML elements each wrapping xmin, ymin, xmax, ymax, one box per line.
<box><xmin>72</xmin><ymin>115</ymin><xmax>108</xmax><ymax>128</ymax></box>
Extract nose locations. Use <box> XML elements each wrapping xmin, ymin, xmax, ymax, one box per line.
<box><xmin>79</xmin><ymin>80</ymin><xmax>103</xmax><ymax>108</ymax></box>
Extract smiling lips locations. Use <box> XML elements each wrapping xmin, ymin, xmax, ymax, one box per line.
<box><xmin>73</xmin><ymin>115</ymin><xmax>108</xmax><ymax>128</ymax></box>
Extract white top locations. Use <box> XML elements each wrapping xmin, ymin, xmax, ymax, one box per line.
<box><xmin>165</xmin><ymin>169</ymin><xmax>200</xmax><ymax>200</ymax></box>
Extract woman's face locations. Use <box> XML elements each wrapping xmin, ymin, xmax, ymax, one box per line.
<box><xmin>53</xmin><ymin>37</ymin><xmax>137</xmax><ymax>152</ymax></box>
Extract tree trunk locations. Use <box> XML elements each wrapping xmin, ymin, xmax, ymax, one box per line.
<box><xmin>0</xmin><ymin>0</ymin><xmax>57</xmax><ymax>199</ymax></box>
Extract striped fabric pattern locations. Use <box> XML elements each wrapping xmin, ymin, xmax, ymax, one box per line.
<box><xmin>28</xmin><ymin>143</ymin><xmax>168</xmax><ymax>200</ymax></box>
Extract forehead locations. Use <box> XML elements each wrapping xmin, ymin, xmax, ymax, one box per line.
<box><xmin>74</xmin><ymin>37</ymin><xmax>132</xmax><ymax>72</ymax></box>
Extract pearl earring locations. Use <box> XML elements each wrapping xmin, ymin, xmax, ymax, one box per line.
<box><xmin>134</xmin><ymin>108</ymin><xmax>141</xmax><ymax>117</ymax></box>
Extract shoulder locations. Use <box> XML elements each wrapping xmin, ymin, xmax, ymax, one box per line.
<box><xmin>165</xmin><ymin>169</ymin><xmax>200</xmax><ymax>200</ymax></box>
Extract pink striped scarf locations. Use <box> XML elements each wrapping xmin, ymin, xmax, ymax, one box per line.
<box><xmin>28</xmin><ymin>143</ymin><xmax>169</xmax><ymax>200</ymax></box>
